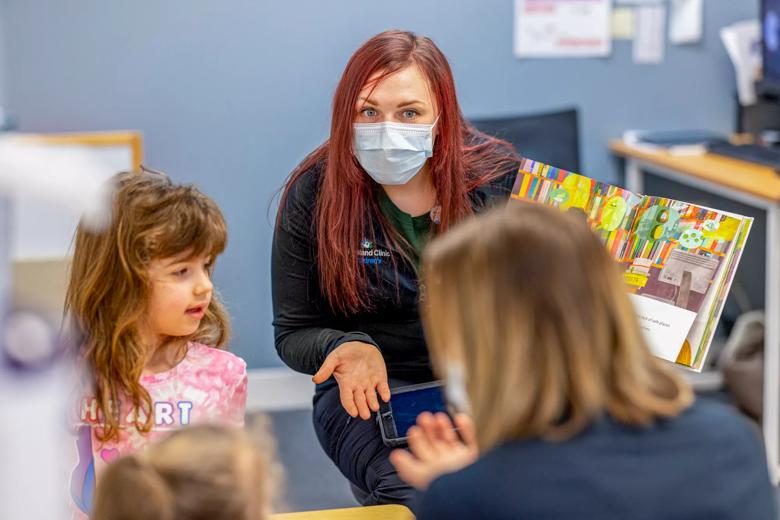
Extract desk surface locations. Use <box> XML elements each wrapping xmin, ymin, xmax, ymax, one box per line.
<box><xmin>609</xmin><ymin>141</ymin><xmax>780</xmax><ymax>203</ymax></box>
<box><xmin>271</xmin><ymin>505</ymin><xmax>414</xmax><ymax>520</ymax></box>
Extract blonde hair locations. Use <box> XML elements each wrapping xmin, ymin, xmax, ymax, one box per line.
<box><xmin>422</xmin><ymin>201</ymin><xmax>693</xmax><ymax>452</ymax></box>
<box><xmin>65</xmin><ymin>169</ymin><xmax>230</xmax><ymax>442</ymax></box>
<box><xmin>92</xmin><ymin>424</ymin><xmax>277</xmax><ymax>520</ymax></box>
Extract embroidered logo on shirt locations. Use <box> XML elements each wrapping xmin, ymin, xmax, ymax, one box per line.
<box><xmin>358</xmin><ymin>238</ymin><xmax>391</xmax><ymax>265</ymax></box>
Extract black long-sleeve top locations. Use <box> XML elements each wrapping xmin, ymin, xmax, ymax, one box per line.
<box><xmin>271</xmin><ymin>160</ymin><xmax>518</xmax><ymax>390</ymax></box>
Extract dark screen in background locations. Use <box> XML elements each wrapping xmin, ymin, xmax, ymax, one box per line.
<box><xmin>764</xmin><ymin>0</ymin><xmax>780</xmax><ymax>85</ymax></box>
<box><xmin>390</xmin><ymin>385</ymin><xmax>448</xmax><ymax>437</ymax></box>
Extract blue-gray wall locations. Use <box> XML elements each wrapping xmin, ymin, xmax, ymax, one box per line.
<box><xmin>0</xmin><ymin>0</ymin><xmax>758</xmax><ymax>368</ymax></box>
<box><xmin>0</xmin><ymin>5</ymin><xmax>6</xmax><ymax>107</ymax></box>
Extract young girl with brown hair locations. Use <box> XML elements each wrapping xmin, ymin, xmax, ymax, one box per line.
<box><xmin>67</xmin><ymin>170</ymin><xmax>247</xmax><ymax>517</ymax></box>
<box><xmin>392</xmin><ymin>201</ymin><xmax>775</xmax><ymax>519</ymax></box>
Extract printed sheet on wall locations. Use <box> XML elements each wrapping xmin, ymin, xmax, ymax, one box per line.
<box><xmin>514</xmin><ymin>0</ymin><xmax>613</xmax><ymax>58</ymax></box>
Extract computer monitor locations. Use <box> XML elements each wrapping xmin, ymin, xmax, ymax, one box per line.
<box><xmin>761</xmin><ymin>0</ymin><xmax>780</xmax><ymax>95</ymax></box>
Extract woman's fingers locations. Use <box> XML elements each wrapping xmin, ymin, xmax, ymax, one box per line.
<box><xmin>312</xmin><ymin>353</ymin><xmax>338</xmax><ymax>384</ymax></box>
<box><xmin>365</xmin><ymin>386</ymin><xmax>381</xmax><ymax>413</ymax></box>
<box><xmin>338</xmin><ymin>384</ymin><xmax>358</xmax><ymax>418</ymax></box>
<box><xmin>326</xmin><ymin>341</ymin><xmax>389</xmax><ymax>418</ymax></box>
<box><xmin>336</xmin><ymin>375</ymin><xmax>386</xmax><ymax>419</ymax></box>
<box><xmin>354</xmin><ymin>389</ymin><xmax>371</xmax><ymax>420</ymax></box>
<box><xmin>377</xmin><ymin>379</ymin><xmax>391</xmax><ymax>403</ymax></box>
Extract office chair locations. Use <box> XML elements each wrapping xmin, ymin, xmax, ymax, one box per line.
<box><xmin>470</xmin><ymin>107</ymin><xmax>581</xmax><ymax>172</ymax></box>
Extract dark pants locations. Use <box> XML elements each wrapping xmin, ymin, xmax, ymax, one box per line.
<box><xmin>312</xmin><ymin>381</ymin><xmax>416</xmax><ymax>507</ymax></box>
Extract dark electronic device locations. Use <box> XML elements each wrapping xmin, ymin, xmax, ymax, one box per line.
<box><xmin>760</xmin><ymin>0</ymin><xmax>780</xmax><ymax>96</ymax></box>
<box><xmin>707</xmin><ymin>141</ymin><xmax>780</xmax><ymax>169</ymax></box>
<box><xmin>377</xmin><ymin>381</ymin><xmax>450</xmax><ymax>447</ymax></box>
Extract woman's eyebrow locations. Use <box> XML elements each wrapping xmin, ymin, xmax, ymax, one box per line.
<box><xmin>395</xmin><ymin>99</ymin><xmax>425</xmax><ymax>107</ymax></box>
<box><xmin>357</xmin><ymin>97</ymin><xmax>426</xmax><ymax>108</ymax></box>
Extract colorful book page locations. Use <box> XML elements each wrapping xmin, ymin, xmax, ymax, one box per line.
<box><xmin>510</xmin><ymin>158</ymin><xmax>752</xmax><ymax>370</ymax></box>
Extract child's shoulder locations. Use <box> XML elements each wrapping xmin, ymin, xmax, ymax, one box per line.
<box><xmin>185</xmin><ymin>343</ymin><xmax>247</xmax><ymax>379</ymax></box>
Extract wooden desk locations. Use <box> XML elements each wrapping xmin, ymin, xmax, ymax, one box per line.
<box><xmin>610</xmin><ymin>140</ymin><xmax>780</xmax><ymax>484</ymax></box>
<box><xmin>610</xmin><ymin>142</ymin><xmax>780</xmax><ymax>201</ymax></box>
<box><xmin>271</xmin><ymin>505</ymin><xmax>414</xmax><ymax>520</ymax></box>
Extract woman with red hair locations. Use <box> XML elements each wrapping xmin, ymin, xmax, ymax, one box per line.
<box><xmin>272</xmin><ymin>30</ymin><xmax>519</xmax><ymax>506</ymax></box>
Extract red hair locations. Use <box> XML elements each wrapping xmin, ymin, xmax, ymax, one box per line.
<box><xmin>279</xmin><ymin>30</ymin><xmax>518</xmax><ymax>315</ymax></box>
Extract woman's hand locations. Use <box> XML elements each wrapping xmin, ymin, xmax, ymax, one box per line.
<box><xmin>312</xmin><ymin>341</ymin><xmax>391</xmax><ymax>420</ymax></box>
<box><xmin>389</xmin><ymin>412</ymin><xmax>478</xmax><ymax>490</ymax></box>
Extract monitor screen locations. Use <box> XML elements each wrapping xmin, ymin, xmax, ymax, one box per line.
<box><xmin>763</xmin><ymin>0</ymin><xmax>780</xmax><ymax>92</ymax></box>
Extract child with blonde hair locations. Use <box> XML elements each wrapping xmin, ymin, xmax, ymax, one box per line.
<box><xmin>66</xmin><ymin>169</ymin><xmax>247</xmax><ymax>516</ymax></box>
<box><xmin>392</xmin><ymin>201</ymin><xmax>775</xmax><ymax>519</ymax></box>
<box><xmin>92</xmin><ymin>424</ymin><xmax>274</xmax><ymax>520</ymax></box>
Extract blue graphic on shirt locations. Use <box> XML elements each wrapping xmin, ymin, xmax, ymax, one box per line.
<box><xmin>70</xmin><ymin>425</ymin><xmax>95</xmax><ymax>514</ymax></box>
<box><xmin>359</xmin><ymin>238</ymin><xmax>391</xmax><ymax>265</ymax></box>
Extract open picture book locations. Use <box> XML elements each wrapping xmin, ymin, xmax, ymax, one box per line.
<box><xmin>510</xmin><ymin>158</ymin><xmax>753</xmax><ymax>371</ymax></box>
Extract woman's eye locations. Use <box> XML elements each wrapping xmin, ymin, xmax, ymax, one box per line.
<box><xmin>173</xmin><ymin>268</ymin><xmax>188</xmax><ymax>276</ymax></box>
<box><xmin>402</xmin><ymin>109</ymin><xmax>418</xmax><ymax>119</ymax></box>
<box><xmin>361</xmin><ymin>107</ymin><xmax>377</xmax><ymax>117</ymax></box>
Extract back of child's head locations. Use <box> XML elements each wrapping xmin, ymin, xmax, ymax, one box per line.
<box><xmin>422</xmin><ymin>201</ymin><xmax>693</xmax><ymax>451</ymax></box>
<box><xmin>65</xmin><ymin>169</ymin><xmax>230</xmax><ymax>440</ymax></box>
<box><xmin>92</xmin><ymin>424</ymin><xmax>274</xmax><ymax>520</ymax></box>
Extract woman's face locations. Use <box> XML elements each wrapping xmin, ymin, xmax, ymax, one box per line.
<box><xmin>355</xmin><ymin>64</ymin><xmax>438</xmax><ymax>125</ymax></box>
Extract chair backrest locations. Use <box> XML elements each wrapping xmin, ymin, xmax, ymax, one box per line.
<box><xmin>470</xmin><ymin>107</ymin><xmax>581</xmax><ymax>172</ymax></box>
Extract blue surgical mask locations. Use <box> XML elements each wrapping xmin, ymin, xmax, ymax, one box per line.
<box><xmin>352</xmin><ymin>119</ymin><xmax>437</xmax><ymax>185</ymax></box>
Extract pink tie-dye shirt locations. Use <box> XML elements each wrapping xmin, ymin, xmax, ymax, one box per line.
<box><xmin>69</xmin><ymin>343</ymin><xmax>247</xmax><ymax>517</ymax></box>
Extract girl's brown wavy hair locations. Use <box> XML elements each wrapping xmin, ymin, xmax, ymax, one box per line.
<box><xmin>65</xmin><ymin>169</ymin><xmax>230</xmax><ymax>442</ymax></box>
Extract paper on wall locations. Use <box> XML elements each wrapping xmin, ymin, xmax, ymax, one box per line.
<box><xmin>669</xmin><ymin>0</ymin><xmax>703</xmax><ymax>44</ymax></box>
<box><xmin>720</xmin><ymin>20</ymin><xmax>762</xmax><ymax>106</ymax></box>
<box><xmin>633</xmin><ymin>4</ymin><xmax>666</xmax><ymax>64</ymax></box>
<box><xmin>612</xmin><ymin>7</ymin><xmax>636</xmax><ymax>40</ymax></box>
<box><xmin>514</xmin><ymin>0</ymin><xmax>612</xmax><ymax>58</ymax></box>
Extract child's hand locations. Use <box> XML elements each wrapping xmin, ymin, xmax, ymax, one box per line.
<box><xmin>312</xmin><ymin>341</ymin><xmax>391</xmax><ymax>420</ymax></box>
<box><xmin>389</xmin><ymin>412</ymin><xmax>478</xmax><ymax>490</ymax></box>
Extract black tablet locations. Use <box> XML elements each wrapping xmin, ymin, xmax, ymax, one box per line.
<box><xmin>377</xmin><ymin>381</ymin><xmax>449</xmax><ymax>447</ymax></box>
